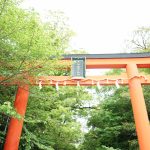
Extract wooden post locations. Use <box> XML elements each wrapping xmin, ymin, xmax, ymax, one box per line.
<box><xmin>126</xmin><ymin>63</ymin><xmax>150</xmax><ymax>150</ymax></box>
<box><xmin>4</xmin><ymin>85</ymin><xmax>29</xmax><ymax>150</ymax></box>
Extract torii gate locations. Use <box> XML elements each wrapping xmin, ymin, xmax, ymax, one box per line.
<box><xmin>2</xmin><ymin>53</ymin><xmax>150</xmax><ymax>150</ymax></box>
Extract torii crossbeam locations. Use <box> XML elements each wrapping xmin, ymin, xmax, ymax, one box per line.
<box><xmin>2</xmin><ymin>52</ymin><xmax>150</xmax><ymax>150</ymax></box>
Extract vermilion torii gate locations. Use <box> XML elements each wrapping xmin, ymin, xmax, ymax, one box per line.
<box><xmin>2</xmin><ymin>53</ymin><xmax>150</xmax><ymax>150</ymax></box>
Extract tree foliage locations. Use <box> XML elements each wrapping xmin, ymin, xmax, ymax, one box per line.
<box><xmin>0</xmin><ymin>0</ymin><xmax>73</xmax><ymax>84</ymax></box>
<box><xmin>130</xmin><ymin>27</ymin><xmax>150</xmax><ymax>51</ymax></box>
<box><xmin>18</xmin><ymin>86</ymin><xmax>91</xmax><ymax>150</ymax></box>
<box><xmin>0</xmin><ymin>0</ymin><xmax>91</xmax><ymax>149</ymax></box>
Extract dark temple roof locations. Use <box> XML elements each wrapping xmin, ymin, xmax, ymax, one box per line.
<box><xmin>63</xmin><ymin>52</ymin><xmax>150</xmax><ymax>59</ymax></box>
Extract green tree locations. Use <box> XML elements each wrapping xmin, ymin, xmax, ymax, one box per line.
<box><xmin>0</xmin><ymin>0</ymin><xmax>87</xmax><ymax>149</ymax></box>
<box><xmin>81</xmin><ymin>83</ymin><xmax>150</xmax><ymax>150</ymax></box>
<box><xmin>80</xmin><ymin>87</ymin><xmax>137</xmax><ymax>150</ymax></box>
<box><xmin>0</xmin><ymin>0</ymin><xmax>72</xmax><ymax>117</ymax></box>
<box><xmin>0</xmin><ymin>0</ymin><xmax>73</xmax><ymax>84</ymax></box>
<box><xmin>18</xmin><ymin>86</ymin><xmax>91</xmax><ymax>150</ymax></box>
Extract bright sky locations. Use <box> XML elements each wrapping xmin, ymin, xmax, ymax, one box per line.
<box><xmin>22</xmin><ymin>0</ymin><xmax>150</xmax><ymax>54</ymax></box>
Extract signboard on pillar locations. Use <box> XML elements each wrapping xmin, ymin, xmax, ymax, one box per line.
<box><xmin>71</xmin><ymin>57</ymin><xmax>86</xmax><ymax>79</ymax></box>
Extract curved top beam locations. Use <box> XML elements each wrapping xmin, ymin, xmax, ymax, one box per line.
<box><xmin>63</xmin><ymin>52</ymin><xmax>150</xmax><ymax>59</ymax></box>
<box><xmin>62</xmin><ymin>53</ymin><xmax>150</xmax><ymax>68</ymax></box>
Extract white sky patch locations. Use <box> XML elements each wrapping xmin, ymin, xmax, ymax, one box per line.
<box><xmin>22</xmin><ymin>0</ymin><xmax>150</xmax><ymax>54</ymax></box>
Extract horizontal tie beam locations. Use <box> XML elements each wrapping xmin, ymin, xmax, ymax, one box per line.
<box><xmin>1</xmin><ymin>74</ymin><xmax>150</xmax><ymax>86</ymax></box>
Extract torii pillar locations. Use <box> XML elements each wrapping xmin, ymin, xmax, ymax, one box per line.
<box><xmin>4</xmin><ymin>85</ymin><xmax>29</xmax><ymax>150</ymax></box>
<box><xmin>126</xmin><ymin>63</ymin><xmax>150</xmax><ymax>150</ymax></box>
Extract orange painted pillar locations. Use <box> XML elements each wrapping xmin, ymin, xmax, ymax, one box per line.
<box><xmin>4</xmin><ymin>85</ymin><xmax>29</xmax><ymax>150</ymax></box>
<box><xmin>126</xmin><ymin>63</ymin><xmax>150</xmax><ymax>150</ymax></box>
